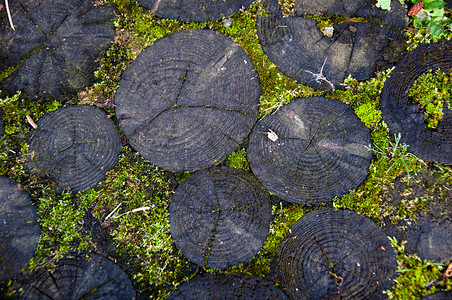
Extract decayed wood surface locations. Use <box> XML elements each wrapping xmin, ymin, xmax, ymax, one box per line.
<box><xmin>277</xmin><ymin>209</ymin><xmax>397</xmax><ymax>299</ymax></box>
<box><xmin>0</xmin><ymin>176</ymin><xmax>40</xmax><ymax>281</ymax></box>
<box><xmin>136</xmin><ymin>0</ymin><xmax>255</xmax><ymax>22</ymax></box>
<box><xmin>27</xmin><ymin>105</ymin><xmax>121</xmax><ymax>192</ymax></box>
<box><xmin>381</xmin><ymin>39</ymin><xmax>452</xmax><ymax>164</ymax></box>
<box><xmin>248</xmin><ymin>96</ymin><xmax>372</xmax><ymax>204</ymax></box>
<box><xmin>257</xmin><ymin>0</ymin><xmax>407</xmax><ymax>91</ymax></box>
<box><xmin>166</xmin><ymin>273</ymin><xmax>287</xmax><ymax>299</ymax></box>
<box><xmin>115</xmin><ymin>29</ymin><xmax>260</xmax><ymax>172</ymax></box>
<box><xmin>0</xmin><ymin>0</ymin><xmax>115</xmax><ymax>98</ymax></box>
<box><xmin>169</xmin><ymin>166</ymin><xmax>272</xmax><ymax>269</ymax></box>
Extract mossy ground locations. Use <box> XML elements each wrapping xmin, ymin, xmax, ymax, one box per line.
<box><xmin>1</xmin><ymin>0</ymin><xmax>451</xmax><ymax>299</ymax></box>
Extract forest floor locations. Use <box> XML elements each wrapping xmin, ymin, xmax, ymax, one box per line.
<box><xmin>1</xmin><ymin>0</ymin><xmax>451</xmax><ymax>299</ymax></box>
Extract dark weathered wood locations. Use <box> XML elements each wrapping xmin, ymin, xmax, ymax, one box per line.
<box><xmin>386</xmin><ymin>213</ymin><xmax>452</xmax><ymax>263</ymax></box>
<box><xmin>293</xmin><ymin>0</ymin><xmax>407</xmax><ymax>28</ymax></box>
<box><xmin>115</xmin><ymin>29</ymin><xmax>260</xmax><ymax>172</ymax></box>
<box><xmin>381</xmin><ymin>39</ymin><xmax>452</xmax><ymax>164</ymax></box>
<box><xmin>420</xmin><ymin>291</ymin><xmax>452</xmax><ymax>300</ymax></box>
<box><xmin>247</xmin><ymin>97</ymin><xmax>372</xmax><ymax>204</ymax></box>
<box><xmin>166</xmin><ymin>273</ymin><xmax>287</xmax><ymax>299</ymax></box>
<box><xmin>27</xmin><ymin>105</ymin><xmax>121</xmax><ymax>192</ymax></box>
<box><xmin>257</xmin><ymin>0</ymin><xmax>406</xmax><ymax>91</ymax></box>
<box><xmin>0</xmin><ymin>176</ymin><xmax>40</xmax><ymax>281</ymax></box>
<box><xmin>169</xmin><ymin>167</ymin><xmax>271</xmax><ymax>269</ymax></box>
<box><xmin>277</xmin><ymin>209</ymin><xmax>397</xmax><ymax>299</ymax></box>
<box><xmin>0</xmin><ymin>0</ymin><xmax>115</xmax><ymax>99</ymax></box>
<box><xmin>12</xmin><ymin>252</ymin><xmax>136</xmax><ymax>299</ymax></box>
<box><xmin>136</xmin><ymin>0</ymin><xmax>256</xmax><ymax>22</ymax></box>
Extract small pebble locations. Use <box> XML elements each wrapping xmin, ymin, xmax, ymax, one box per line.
<box><xmin>224</xmin><ymin>18</ymin><xmax>232</xmax><ymax>27</ymax></box>
<box><xmin>322</xmin><ymin>26</ymin><xmax>334</xmax><ymax>37</ymax></box>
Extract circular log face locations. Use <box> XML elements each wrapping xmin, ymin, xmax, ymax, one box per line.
<box><xmin>166</xmin><ymin>273</ymin><xmax>287</xmax><ymax>299</ymax></box>
<box><xmin>0</xmin><ymin>0</ymin><xmax>115</xmax><ymax>99</ymax></box>
<box><xmin>13</xmin><ymin>252</ymin><xmax>136</xmax><ymax>299</ymax></box>
<box><xmin>169</xmin><ymin>167</ymin><xmax>271</xmax><ymax>269</ymax></box>
<box><xmin>277</xmin><ymin>209</ymin><xmax>397</xmax><ymax>299</ymax></box>
<box><xmin>381</xmin><ymin>40</ymin><xmax>452</xmax><ymax>164</ymax></box>
<box><xmin>0</xmin><ymin>176</ymin><xmax>40</xmax><ymax>281</ymax></box>
<box><xmin>115</xmin><ymin>29</ymin><xmax>260</xmax><ymax>172</ymax></box>
<box><xmin>247</xmin><ymin>97</ymin><xmax>372</xmax><ymax>205</ymax></box>
<box><xmin>27</xmin><ymin>105</ymin><xmax>121</xmax><ymax>192</ymax></box>
<box><xmin>136</xmin><ymin>0</ymin><xmax>256</xmax><ymax>22</ymax></box>
<box><xmin>257</xmin><ymin>0</ymin><xmax>407</xmax><ymax>91</ymax></box>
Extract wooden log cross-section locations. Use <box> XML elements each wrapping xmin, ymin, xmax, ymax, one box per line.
<box><xmin>0</xmin><ymin>0</ymin><xmax>115</xmax><ymax>99</ymax></box>
<box><xmin>277</xmin><ymin>209</ymin><xmax>397</xmax><ymax>299</ymax></box>
<box><xmin>381</xmin><ymin>39</ymin><xmax>452</xmax><ymax>164</ymax></box>
<box><xmin>166</xmin><ymin>273</ymin><xmax>287</xmax><ymax>299</ymax></box>
<box><xmin>0</xmin><ymin>176</ymin><xmax>40</xmax><ymax>282</ymax></box>
<box><xmin>247</xmin><ymin>96</ymin><xmax>373</xmax><ymax>205</ymax></box>
<box><xmin>27</xmin><ymin>105</ymin><xmax>121</xmax><ymax>192</ymax></box>
<box><xmin>115</xmin><ymin>29</ymin><xmax>261</xmax><ymax>172</ymax></box>
<box><xmin>136</xmin><ymin>0</ymin><xmax>256</xmax><ymax>22</ymax></box>
<box><xmin>257</xmin><ymin>0</ymin><xmax>407</xmax><ymax>91</ymax></box>
<box><xmin>11</xmin><ymin>252</ymin><xmax>136</xmax><ymax>299</ymax></box>
<box><xmin>169</xmin><ymin>167</ymin><xmax>272</xmax><ymax>269</ymax></box>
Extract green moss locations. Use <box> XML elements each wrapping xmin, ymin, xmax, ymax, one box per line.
<box><xmin>1</xmin><ymin>0</ymin><xmax>451</xmax><ymax>298</ymax></box>
<box><xmin>384</xmin><ymin>237</ymin><xmax>452</xmax><ymax>299</ymax></box>
<box><xmin>408</xmin><ymin>69</ymin><xmax>451</xmax><ymax>129</ymax></box>
<box><xmin>0</xmin><ymin>92</ymin><xmax>61</xmax><ymax>181</ymax></box>
<box><xmin>225</xmin><ymin>148</ymin><xmax>250</xmax><ymax>171</ymax></box>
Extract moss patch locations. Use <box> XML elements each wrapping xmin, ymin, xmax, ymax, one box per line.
<box><xmin>408</xmin><ymin>69</ymin><xmax>451</xmax><ymax>129</ymax></box>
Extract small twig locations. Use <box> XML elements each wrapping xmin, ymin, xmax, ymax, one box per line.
<box><xmin>305</xmin><ymin>57</ymin><xmax>335</xmax><ymax>91</ymax></box>
<box><xmin>270</xmin><ymin>25</ymin><xmax>289</xmax><ymax>38</ymax></box>
<box><xmin>26</xmin><ymin>115</ymin><xmax>38</xmax><ymax>129</ymax></box>
<box><xmin>111</xmin><ymin>206</ymin><xmax>151</xmax><ymax>219</ymax></box>
<box><xmin>5</xmin><ymin>0</ymin><xmax>15</xmax><ymax>30</ymax></box>
<box><xmin>444</xmin><ymin>263</ymin><xmax>452</xmax><ymax>281</ymax></box>
<box><xmin>104</xmin><ymin>202</ymin><xmax>123</xmax><ymax>222</ymax></box>
<box><xmin>329</xmin><ymin>271</ymin><xmax>343</xmax><ymax>294</ymax></box>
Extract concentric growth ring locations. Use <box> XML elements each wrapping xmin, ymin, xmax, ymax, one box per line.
<box><xmin>14</xmin><ymin>252</ymin><xmax>136</xmax><ymax>299</ymax></box>
<box><xmin>257</xmin><ymin>0</ymin><xmax>407</xmax><ymax>91</ymax></box>
<box><xmin>0</xmin><ymin>0</ymin><xmax>115</xmax><ymax>99</ymax></box>
<box><xmin>277</xmin><ymin>209</ymin><xmax>397</xmax><ymax>299</ymax></box>
<box><xmin>27</xmin><ymin>105</ymin><xmax>121</xmax><ymax>192</ymax></box>
<box><xmin>169</xmin><ymin>166</ymin><xmax>271</xmax><ymax>269</ymax></box>
<box><xmin>247</xmin><ymin>97</ymin><xmax>372</xmax><ymax>204</ymax></box>
<box><xmin>381</xmin><ymin>39</ymin><xmax>452</xmax><ymax>164</ymax></box>
<box><xmin>115</xmin><ymin>29</ymin><xmax>260</xmax><ymax>172</ymax></box>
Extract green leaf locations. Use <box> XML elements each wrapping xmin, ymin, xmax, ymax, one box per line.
<box><xmin>376</xmin><ymin>0</ymin><xmax>392</xmax><ymax>10</ymax></box>
<box><xmin>423</xmin><ymin>0</ymin><xmax>446</xmax><ymax>10</ymax></box>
